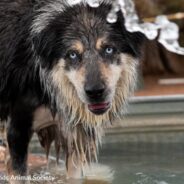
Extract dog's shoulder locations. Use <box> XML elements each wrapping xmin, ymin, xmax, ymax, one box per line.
<box><xmin>0</xmin><ymin>1</ymin><xmax>43</xmax><ymax>117</ymax></box>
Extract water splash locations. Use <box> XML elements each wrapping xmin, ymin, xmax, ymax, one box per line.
<box><xmin>107</xmin><ymin>1</ymin><xmax>120</xmax><ymax>23</ymax></box>
<box><xmin>156</xmin><ymin>15</ymin><xmax>184</xmax><ymax>55</ymax></box>
<box><xmin>86</xmin><ymin>0</ymin><xmax>100</xmax><ymax>7</ymax></box>
<box><xmin>117</xmin><ymin>0</ymin><xmax>184</xmax><ymax>55</ymax></box>
<box><xmin>67</xmin><ymin>0</ymin><xmax>82</xmax><ymax>5</ymax></box>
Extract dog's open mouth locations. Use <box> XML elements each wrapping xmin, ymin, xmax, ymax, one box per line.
<box><xmin>88</xmin><ymin>102</ymin><xmax>110</xmax><ymax>115</ymax></box>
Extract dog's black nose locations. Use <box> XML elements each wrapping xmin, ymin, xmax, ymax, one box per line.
<box><xmin>85</xmin><ymin>83</ymin><xmax>105</xmax><ymax>99</ymax></box>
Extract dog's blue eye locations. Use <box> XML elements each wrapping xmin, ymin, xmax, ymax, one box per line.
<box><xmin>105</xmin><ymin>47</ymin><xmax>114</xmax><ymax>55</ymax></box>
<box><xmin>67</xmin><ymin>51</ymin><xmax>81</xmax><ymax>62</ymax></box>
<box><xmin>69</xmin><ymin>52</ymin><xmax>77</xmax><ymax>60</ymax></box>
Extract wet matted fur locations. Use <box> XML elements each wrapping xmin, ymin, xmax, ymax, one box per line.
<box><xmin>0</xmin><ymin>0</ymin><xmax>144</xmax><ymax>181</ymax></box>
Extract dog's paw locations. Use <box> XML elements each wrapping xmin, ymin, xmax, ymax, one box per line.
<box><xmin>6</xmin><ymin>159</ymin><xmax>29</xmax><ymax>184</ymax></box>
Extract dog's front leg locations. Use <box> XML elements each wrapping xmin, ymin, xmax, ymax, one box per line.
<box><xmin>6</xmin><ymin>103</ymin><xmax>33</xmax><ymax>184</ymax></box>
<box><xmin>66</xmin><ymin>151</ymin><xmax>84</xmax><ymax>179</ymax></box>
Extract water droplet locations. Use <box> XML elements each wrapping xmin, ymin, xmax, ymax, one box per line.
<box><xmin>107</xmin><ymin>12</ymin><xmax>118</xmax><ymax>23</ymax></box>
<box><xmin>112</xmin><ymin>1</ymin><xmax>120</xmax><ymax>12</ymax></box>
<box><xmin>67</xmin><ymin>0</ymin><xmax>82</xmax><ymax>5</ymax></box>
<box><xmin>155</xmin><ymin>15</ymin><xmax>170</xmax><ymax>25</ymax></box>
<box><xmin>141</xmin><ymin>22</ymin><xmax>159</xmax><ymax>40</ymax></box>
<box><xmin>87</xmin><ymin>0</ymin><xmax>100</xmax><ymax>7</ymax></box>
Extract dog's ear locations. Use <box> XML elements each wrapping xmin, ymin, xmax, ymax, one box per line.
<box><xmin>126</xmin><ymin>31</ymin><xmax>146</xmax><ymax>57</ymax></box>
<box><xmin>32</xmin><ymin>28</ymin><xmax>58</xmax><ymax>68</ymax></box>
<box><xmin>116</xmin><ymin>11</ymin><xmax>146</xmax><ymax>57</ymax></box>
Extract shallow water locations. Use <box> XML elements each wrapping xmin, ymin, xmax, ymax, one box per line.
<box><xmin>32</xmin><ymin>139</ymin><xmax>184</xmax><ymax>183</ymax></box>
<box><xmin>100</xmin><ymin>141</ymin><xmax>184</xmax><ymax>184</ymax></box>
<box><xmin>2</xmin><ymin>133</ymin><xmax>184</xmax><ymax>184</ymax></box>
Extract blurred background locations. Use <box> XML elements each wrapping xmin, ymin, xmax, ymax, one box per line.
<box><xmin>135</xmin><ymin>0</ymin><xmax>184</xmax><ymax>95</ymax></box>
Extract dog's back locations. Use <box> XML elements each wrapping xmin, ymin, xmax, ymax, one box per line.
<box><xmin>0</xmin><ymin>1</ymin><xmax>40</xmax><ymax>120</ymax></box>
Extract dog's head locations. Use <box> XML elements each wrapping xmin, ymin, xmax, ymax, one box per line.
<box><xmin>32</xmin><ymin>2</ymin><xmax>144</xmax><ymax>123</ymax></box>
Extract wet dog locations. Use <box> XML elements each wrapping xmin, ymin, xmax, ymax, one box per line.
<box><xmin>0</xmin><ymin>0</ymin><xmax>144</xmax><ymax>183</ymax></box>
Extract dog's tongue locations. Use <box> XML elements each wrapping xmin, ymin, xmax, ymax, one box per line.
<box><xmin>88</xmin><ymin>102</ymin><xmax>109</xmax><ymax>110</ymax></box>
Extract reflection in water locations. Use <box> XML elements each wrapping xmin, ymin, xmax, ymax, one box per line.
<box><xmin>133</xmin><ymin>173</ymin><xmax>169</xmax><ymax>184</ymax></box>
<box><xmin>100</xmin><ymin>140</ymin><xmax>184</xmax><ymax>184</ymax></box>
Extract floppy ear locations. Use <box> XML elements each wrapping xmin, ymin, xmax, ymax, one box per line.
<box><xmin>126</xmin><ymin>31</ymin><xmax>146</xmax><ymax>57</ymax></box>
<box><xmin>32</xmin><ymin>29</ymin><xmax>57</xmax><ymax>68</ymax></box>
<box><xmin>116</xmin><ymin>11</ymin><xmax>146</xmax><ymax>57</ymax></box>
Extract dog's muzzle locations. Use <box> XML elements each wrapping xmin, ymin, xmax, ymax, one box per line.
<box><xmin>84</xmin><ymin>83</ymin><xmax>110</xmax><ymax>115</ymax></box>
